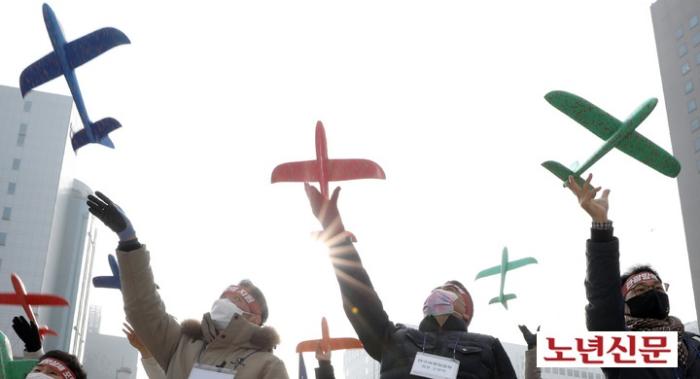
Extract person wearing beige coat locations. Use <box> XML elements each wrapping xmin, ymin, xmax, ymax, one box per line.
<box><xmin>87</xmin><ymin>191</ymin><xmax>289</xmax><ymax>379</ymax></box>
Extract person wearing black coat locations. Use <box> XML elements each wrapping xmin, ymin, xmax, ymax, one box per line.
<box><xmin>304</xmin><ymin>184</ymin><xmax>517</xmax><ymax>379</ymax></box>
<box><xmin>569</xmin><ymin>174</ymin><xmax>700</xmax><ymax>379</ymax></box>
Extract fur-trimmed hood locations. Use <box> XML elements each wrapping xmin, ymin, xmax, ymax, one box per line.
<box><xmin>180</xmin><ymin>314</ymin><xmax>281</xmax><ymax>351</ymax></box>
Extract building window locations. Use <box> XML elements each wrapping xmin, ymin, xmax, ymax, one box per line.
<box><xmin>687</xmin><ymin>80</ymin><xmax>695</xmax><ymax>94</ymax></box>
<box><xmin>695</xmin><ymin>137</ymin><xmax>700</xmax><ymax>152</ymax></box>
<box><xmin>23</xmin><ymin>101</ymin><xmax>32</xmax><ymax>112</ymax></box>
<box><xmin>692</xmin><ymin>16</ymin><xmax>700</xmax><ymax>29</ymax></box>
<box><xmin>11</xmin><ymin>159</ymin><xmax>20</xmax><ymax>170</ymax></box>
<box><xmin>697</xmin><ymin>52</ymin><xmax>700</xmax><ymax>65</ymax></box>
<box><xmin>683</xmin><ymin>62</ymin><xmax>691</xmax><ymax>75</ymax></box>
<box><xmin>680</xmin><ymin>44</ymin><xmax>688</xmax><ymax>57</ymax></box>
<box><xmin>693</xmin><ymin>118</ymin><xmax>700</xmax><ymax>132</ymax></box>
<box><xmin>696</xmin><ymin>159</ymin><xmax>700</xmax><ymax>173</ymax></box>
<box><xmin>689</xmin><ymin>99</ymin><xmax>698</xmax><ymax>113</ymax></box>
<box><xmin>7</xmin><ymin>182</ymin><xmax>16</xmax><ymax>195</ymax></box>
<box><xmin>694</xmin><ymin>32</ymin><xmax>700</xmax><ymax>47</ymax></box>
<box><xmin>0</xmin><ymin>233</ymin><xmax>6</xmax><ymax>246</ymax></box>
<box><xmin>677</xmin><ymin>27</ymin><xmax>685</xmax><ymax>39</ymax></box>
<box><xmin>1</xmin><ymin>207</ymin><xmax>11</xmax><ymax>221</ymax></box>
<box><xmin>17</xmin><ymin>123</ymin><xmax>28</xmax><ymax>147</ymax></box>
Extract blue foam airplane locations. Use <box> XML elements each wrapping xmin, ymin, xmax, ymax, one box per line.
<box><xmin>92</xmin><ymin>254</ymin><xmax>121</xmax><ymax>290</ymax></box>
<box><xmin>19</xmin><ymin>3</ymin><xmax>130</xmax><ymax>152</ymax></box>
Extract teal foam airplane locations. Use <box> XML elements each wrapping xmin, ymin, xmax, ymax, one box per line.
<box><xmin>475</xmin><ymin>247</ymin><xmax>537</xmax><ymax>309</ymax></box>
<box><xmin>541</xmin><ymin>90</ymin><xmax>681</xmax><ymax>187</ymax></box>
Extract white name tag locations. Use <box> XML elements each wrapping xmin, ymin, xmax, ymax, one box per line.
<box><xmin>410</xmin><ymin>352</ymin><xmax>460</xmax><ymax>379</ymax></box>
<box><xmin>188</xmin><ymin>363</ymin><xmax>236</xmax><ymax>379</ymax></box>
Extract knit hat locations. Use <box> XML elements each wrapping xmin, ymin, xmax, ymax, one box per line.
<box><xmin>220</xmin><ymin>279</ymin><xmax>269</xmax><ymax>323</ymax></box>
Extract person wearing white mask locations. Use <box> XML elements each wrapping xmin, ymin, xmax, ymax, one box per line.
<box><xmin>26</xmin><ymin>351</ymin><xmax>86</xmax><ymax>379</ymax></box>
<box><xmin>87</xmin><ymin>192</ymin><xmax>288</xmax><ymax>379</ymax></box>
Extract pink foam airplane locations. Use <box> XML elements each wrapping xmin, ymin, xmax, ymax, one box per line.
<box><xmin>296</xmin><ymin>317</ymin><xmax>363</xmax><ymax>353</ymax></box>
<box><xmin>0</xmin><ymin>273</ymin><xmax>69</xmax><ymax>338</ymax></box>
<box><xmin>271</xmin><ymin>121</ymin><xmax>386</xmax><ymax>199</ymax></box>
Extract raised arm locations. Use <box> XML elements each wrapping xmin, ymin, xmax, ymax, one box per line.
<box><xmin>88</xmin><ymin>191</ymin><xmax>182</xmax><ymax>369</ymax></box>
<box><xmin>567</xmin><ymin>175</ymin><xmax>625</xmax><ymax>331</ymax></box>
<box><xmin>304</xmin><ymin>184</ymin><xmax>393</xmax><ymax>361</ymax></box>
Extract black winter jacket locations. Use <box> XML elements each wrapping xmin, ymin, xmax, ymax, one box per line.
<box><xmin>585</xmin><ymin>227</ymin><xmax>700</xmax><ymax>379</ymax></box>
<box><xmin>328</xmin><ymin>240</ymin><xmax>517</xmax><ymax>379</ymax></box>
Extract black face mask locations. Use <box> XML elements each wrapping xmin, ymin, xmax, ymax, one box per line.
<box><xmin>626</xmin><ymin>290</ymin><xmax>670</xmax><ymax>319</ymax></box>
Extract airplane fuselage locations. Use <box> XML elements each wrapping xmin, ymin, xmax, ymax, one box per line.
<box><xmin>499</xmin><ymin>247</ymin><xmax>508</xmax><ymax>302</ymax></box>
<box><xmin>10</xmin><ymin>274</ymin><xmax>37</xmax><ymax>326</ymax></box>
<box><xmin>315</xmin><ymin>122</ymin><xmax>330</xmax><ymax>198</ymax></box>
<box><xmin>573</xmin><ymin>98</ymin><xmax>658</xmax><ymax>177</ymax></box>
<box><xmin>42</xmin><ymin>4</ymin><xmax>94</xmax><ymax>140</ymax></box>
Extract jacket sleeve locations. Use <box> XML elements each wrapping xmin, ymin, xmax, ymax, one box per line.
<box><xmin>261</xmin><ymin>357</ymin><xmax>289</xmax><ymax>379</ymax></box>
<box><xmin>314</xmin><ymin>361</ymin><xmax>336</xmax><ymax>379</ymax></box>
<box><xmin>524</xmin><ymin>348</ymin><xmax>541</xmax><ymax>379</ymax></box>
<box><xmin>585</xmin><ymin>231</ymin><xmax>625</xmax><ymax>331</ymax></box>
<box><xmin>491</xmin><ymin>338</ymin><xmax>517</xmax><ymax>379</ymax></box>
<box><xmin>117</xmin><ymin>245</ymin><xmax>182</xmax><ymax>371</ymax></box>
<box><xmin>329</xmin><ymin>240</ymin><xmax>393</xmax><ymax>362</ymax></box>
<box><xmin>141</xmin><ymin>356</ymin><xmax>167</xmax><ymax>379</ymax></box>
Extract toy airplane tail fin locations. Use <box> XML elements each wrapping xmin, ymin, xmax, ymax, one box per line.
<box><xmin>489</xmin><ymin>294</ymin><xmax>516</xmax><ymax>309</ymax></box>
<box><xmin>38</xmin><ymin>326</ymin><xmax>58</xmax><ymax>337</ymax></box>
<box><xmin>70</xmin><ymin>117</ymin><xmax>121</xmax><ymax>151</ymax></box>
<box><xmin>541</xmin><ymin>160</ymin><xmax>585</xmax><ymax>188</ymax></box>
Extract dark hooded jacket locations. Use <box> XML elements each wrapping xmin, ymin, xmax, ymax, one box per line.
<box><xmin>328</xmin><ymin>240</ymin><xmax>517</xmax><ymax>378</ymax></box>
<box><xmin>585</xmin><ymin>226</ymin><xmax>700</xmax><ymax>379</ymax></box>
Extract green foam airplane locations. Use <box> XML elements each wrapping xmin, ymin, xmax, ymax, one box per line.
<box><xmin>0</xmin><ymin>330</ymin><xmax>36</xmax><ymax>379</ymax></box>
<box><xmin>541</xmin><ymin>90</ymin><xmax>681</xmax><ymax>187</ymax></box>
<box><xmin>475</xmin><ymin>247</ymin><xmax>537</xmax><ymax>309</ymax></box>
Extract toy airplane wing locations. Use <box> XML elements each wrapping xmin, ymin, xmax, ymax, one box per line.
<box><xmin>271</xmin><ymin>159</ymin><xmax>385</xmax><ymax>183</ymax></box>
<box><xmin>92</xmin><ymin>254</ymin><xmax>121</xmax><ymax>289</ymax></box>
<box><xmin>508</xmin><ymin>257</ymin><xmax>538</xmax><ymax>270</ymax></box>
<box><xmin>24</xmin><ymin>294</ymin><xmax>69</xmax><ymax>306</ymax></box>
<box><xmin>295</xmin><ymin>338</ymin><xmax>363</xmax><ymax>353</ymax></box>
<box><xmin>475</xmin><ymin>265</ymin><xmax>501</xmax><ymax>280</ymax></box>
<box><xmin>63</xmin><ymin>27</ymin><xmax>130</xmax><ymax>70</ymax></box>
<box><xmin>20</xmin><ymin>27</ymin><xmax>129</xmax><ymax>96</ymax></box>
<box><xmin>614</xmin><ymin>131</ymin><xmax>681</xmax><ymax>177</ymax></box>
<box><xmin>19</xmin><ymin>53</ymin><xmax>63</xmax><ymax>97</ymax></box>
<box><xmin>545</xmin><ymin>91</ymin><xmax>680</xmax><ymax>177</ymax></box>
<box><xmin>0</xmin><ymin>294</ymin><xmax>23</xmax><ymax>305</ymax></box>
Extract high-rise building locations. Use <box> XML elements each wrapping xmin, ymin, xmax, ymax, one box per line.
<box><xmin>83</xmin><ymin>305</ymin><xmax>139</xmax><ymax>379</ymax></box>
<box><xmin>0</xmin><ymin>85</ymin><xmax>97</xmax><ymax>358</ymax></box>
<box><xmin>651</xmin><ymin>0</ymin><xmax>700</xmax><ymax>324</ymax></box>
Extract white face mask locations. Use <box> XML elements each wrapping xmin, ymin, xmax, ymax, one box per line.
<box><xmin>210</xmin><ymin>298</ymin><xmax>248</xmax><ymax>330</ymax></box>
<box><xmin>26</xmin><ymin>373</ymin><xmax>54</xmax><ymax>379</ymax></box>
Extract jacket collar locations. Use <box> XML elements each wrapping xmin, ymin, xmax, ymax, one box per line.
<box><xmin>418</xmin><ymin>315</ymin><xmax>467</xmax><ymax>333</ymax></box>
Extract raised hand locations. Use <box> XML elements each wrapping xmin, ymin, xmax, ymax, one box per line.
<box><xmin>315</xmin><ymin>343</ymin><xmax>331</xmax><ymax>362</ymax></box>
<box><xmin>122</xmin><ymin>322</ymin><xmax>152</xmax><ymax>358</ymax></box>
<box><xmin>518</xmin><ymin>324</ymin><xmax>539</xmax><ymax>350</ymax></box>
<box><xmin>12</xmin><ymin>316</ymin><xmax>41</xmax><ymax>352</ymax></box>
<box><xmin>304</xmin><ymin>184</ymin><xmax>345</xmax><ymax>234</ymax></box>
<box><xmin>568</xmin><ymin>174</ymin><xmax>610</xmax><ymax>223</ymax></box>
<box><xmin>87</xmin><ymin>191</ymin><xmax>136</xmax><ymax>241</ymax></box>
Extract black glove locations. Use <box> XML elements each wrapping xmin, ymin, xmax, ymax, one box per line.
<box><xmin>518</xmin><ymin>324</ymin><xmax>539</xmax><ymax>350</ymax></box>
<box><xmin>12</xmin><ymin>316</ymin><xmax>41</xmax><ymax>352</ymax></box>
<box><xmin>87</xmin><ymin>191</ymin><xmax>135</xmax><ymax>241</ymax></box>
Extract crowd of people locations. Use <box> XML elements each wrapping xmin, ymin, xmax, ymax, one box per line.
<box><xmin>5</xmin><ymin>174</ymin><xmax>700</xmax><ymax>379</ymax></box>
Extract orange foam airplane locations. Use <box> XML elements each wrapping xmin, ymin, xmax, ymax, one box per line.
<box><xmin>271</xmin><ymin>121</ymin><xmax>386</xmax><ymax>199</ymax></box>
<box><xmin>296</xmin><ymin>317</ymin><xmax>363</xmax><ymax>353</ymax></box>
<box><xmin>0</xmin><ymin>273</ymin><xmax>69</xmax><ymax>337</ymax></box>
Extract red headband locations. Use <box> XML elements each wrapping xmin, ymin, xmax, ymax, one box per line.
<box><xmin>38</xmin><ymin>358</ymin><xmax>76</xmax><ymax>379</ymax></box>
<box><xmin>221</xmin><ymin>285</ymin><xmax>262</xmax><ymax>316</ymax></box>
<box><xmin>621</xmin><ymin>271</ymin><xmax>660</xmax><ymax>298</ymax></box>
